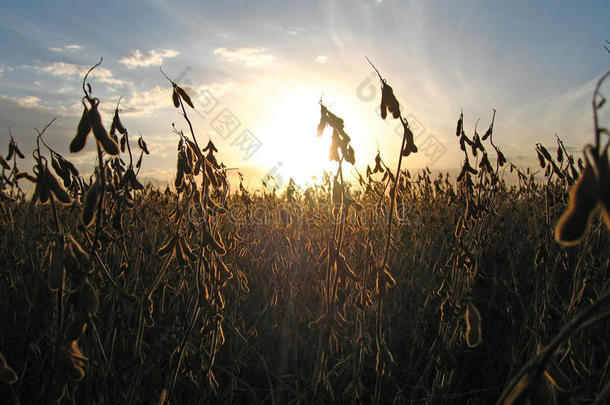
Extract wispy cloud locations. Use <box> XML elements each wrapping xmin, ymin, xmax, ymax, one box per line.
<box><xmin>25</xmin><ymin>61</ymin><xmax>127</xmax><ymax>87</ymax></box>
<box><xmin>213</xmin><ymin>47</ymin><xmax>275</xmax><ymax>67</ymax></box>
<box><xmin>285</xmin><ymin>27</ymin><xmax>307</xmax><ymax>35</ymax></box>
<box><xmin>48</xmin><ymin>44</ymin><xmax>83</xmax><ymax>53</ymax></box>
<box><xmin>119</xmin><ymin>49</ymin><xmax>180</xmax><ymax>68</ymax></box>
<box><xmin>0</xmin><ymin>95</ymin><xmax>45</xmax><ymax>110</ymax></box>
<box><xmin>315</xmin><ymin>55</ymin><xmax>327</xmax><ymax>64</ymax></box>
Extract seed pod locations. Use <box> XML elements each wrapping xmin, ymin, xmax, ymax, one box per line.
<box><xmin>48</xmin><ymin>366</ymin><xmax>67</xmax><ymax>402</ymax></box>
<box><xmin>381</xmin><ymin>82</ymin><xmax>400</xmax><ymax>119</ymax></box>
<box><xmin>202</xmin><ymin>140</ymin><xmax>218</xmax><ymax>153</ymax></box>
<box><xmin>401</xmin><ymin>119</ymin><xmax>418</xmax><ymax>156</ymax></box>
<box><xmin>380</xmin><ymin>86</ymin><xmax>388</xmax><ymax>120</ymax></box>
<box><xmin>205</xmin><ymin>160</ymin><xmax>219</xmax><ymax>188</ymax></box>
<box><xmin>555</xmin><ymin>158</ymin><xmax>599</xmax><ymax>245</ymax></box>
<box><xmin>465</xmin><ymin>160</ymin><xmax>478</xmax><ymax>175</ymax></box>
<box><xmin>158</xmin><ymin>236</ymin><xmax>177</xmax><ymax>257</ymax></box>
<box><xmin>14</xmin><ymin>144</ymin><xmax>24</xmax><ymax>159</ymax></box>
<box><xmin>336</xmin><ymin>252</ymin><xmax>358</xmax><ymax>284</ymax></box>
<box><xmin>317</xmin><ymin>114</ymin><xmax>327</xmax><ymax>137</ymax></box>
<box><xmin>65</xmin><ymin>340</ymin><xmax>87</xmax><ymax>382</ymax></box>
<box><xmin>207</xmin><ymin>198</ymin><xmax>227</xmax><ymax>216</ymax></box>
<box><xmin>175</xmin><ymin>169</ymin><xmax>184</xmax><ymax>190</ymax></box>
<box><xmin>325</xmin><ymin>107</ymin><xmax>344</xmax><ymax>130</ymax></box>
<box><xmin>118</xmin><ymin>169</ymin><xmax>129</xmax><ymax>190</ymax></box>
<box><xmin>538</xmin><ymin>145</ymin><xmax>553</xmax><ymax>162</ymax></box>
<box><xmin>479</xmin><ymin>153</ymin><xmax>493</xmax><ymax>173</ymax></box>
<box><xmin>332</xmin><ymin>178</ymin><xmax>343</xmax><ymax>206</ymax></box>
<box><xmin>68</xmin><ymin>234</ymin><xmax>91</xmax><ymax>270</ymax></box>
<box><xmin>497</xmin><ymin>150</ymin><xmax>506</xmax><ymax>166</ymax></box>
<box><xmin>64</xmin><ymin>243</ymin><xmax>86</xmax><ymax>290</ymax></box>
<box><xmin>0</xmin><ymin>352</ymin><xmax>17</xmax><ymax>385</ymax></box>
<box><xmin>456</xmin><ymin>113</ymin><xmax>463</xmax><ymax>137</ymax></box>
<box><xmin>71</xmin><ymin>104</ymin><xmax>91</xmax><ymax>153</ymax></box>
<box><xmin>111</xmin><ymin>108</ymin><xmax>127</xmax><ymax>135</ymax></box>
<box><xmin>126</xmin><ymin>168</ymin><xmax>144</xmax><ymax>190</ymax></box>
<box><xmin>172</xmin><ymin>87</ymin><xmax>180</xmax><ymax>108</ymax></box>
<box><xmin>76</xmin><ymin>281</ymin><xmax>99</xmax><ymax>314</ymax></box>
<box><xmin>120</xmin><ymin>134</ymin><xmax>127</xmax><ymax>153</ymax></box>
<box><xmin>205</xmin><ymin>228</ymin><xmax>226</xmax><ymax>255</ymax></box>
<box><xmin>176</xmin><ymin>86</ymin><xmax>194</xmax><ymax>108</ymax></box>
<box><xmin>178</xmin><ymin>150</ymin><xmax>191</xmax><ymax>174</ymax></box>
<box><xmin>482</xmin><ymin>125</ymin><xmax>492</xmax><ymax>141</ymax></box>
<box><xmin>179</xmin><ymin>238</ymin><xmax>197</xmax><ymax>261</ymax></box>
<box><xmin>53</xmin><ymin>156</ymin><xmax>72</xmax><ymax>187</ymax></box>
<box><xmin>89</xmin><ymin>102</ymin><xmax>119</xmax><ymax>155</ymax></box>
<box><xmin>45</xmin><ymin>167</ymin><xmax>71</xmax><ymax>204</ymax></box>
<box><xmin>47</xmin><ymin>242</ymin><xmax>64</xmax><ymax>292</ymax></box>
<box><xmin>174</xmin><ymin>237</ymin><xmax>187</xmax><ymax>265</ymax></box>
<box><xmin>377</xmin><ymin>267</ymin><xmax>396</xmax><ymax>298</ymax></box>
<box><xmin>62</xmin><ymin>158</ymin><xmax>79</xmax><ymax>177</ymax></box>
<box><xmin>34</xmin><ymin>168</ymin><xmax>50</xmax><ymax>204</ymax></box>
<box><xmin>598</xmin><ymin>148</ymin><xmax>610</xmax><ymax>228</ymax></box>
<box><xmin>544</xmin><ymin>359</ymin><xmax>571</xmax><ymax>392</ymax></box>
<box><xmin>64</xmin><ymin>310</ymin><xmax>87</xmax><ymax>341</ymax></box>
<box><xmin>329</xmin><ymin>130</ymin><xmax>341</xmax><ymax>162</ymax></box>
<box><xmin>138</xmin><ymin>137</ymin><xmax>149</xmax><ymax>154</ymax></box>
<box><xmin>6</xmin><ymin>141</ymin><xmax>14</xmax><ymax>161</ymax></box>
<box><xmin>0</xmin><ymin>156</ymin><xmax>10</xmax><ymax>170</ymax></box>
<box><xmin>82</xmin><ymin>180</ymin><xmax>101</xmax><ymax>227</ymax></box>
<box><xmin>112</xmin><ymin>210</ymin><xmax>123</xmax><ymax>233</ymax></box>
<box><xmin>67</xmin><ymin>361</ymin><xmax>85</xmax><ymax>382</ymax></box>
<box><xmin>40</xmin><ymin>242</ymin><xmax>54</xmax><ymax>272</ymax></box>
<box><xmin>465</xmin><ymin>301</ymin><xmax>482</xmax><ymax>348</ymax></box>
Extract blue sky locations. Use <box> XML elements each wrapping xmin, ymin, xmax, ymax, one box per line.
<box><xmin>0</xmin><ymin>0</ymin><xmax>608</xmax><ymax>188</ymax></box>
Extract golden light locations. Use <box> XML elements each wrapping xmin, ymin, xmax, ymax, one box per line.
<box><xmin>257</xmin><ymin>91</ymin><xmax>337</xmax><ymax>187</ymax></box>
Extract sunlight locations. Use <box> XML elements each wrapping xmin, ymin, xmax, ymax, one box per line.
<box><xmin>257</xmin><ymin>91</ymin><xmax>336</xmax><ymax>187</ymax></box>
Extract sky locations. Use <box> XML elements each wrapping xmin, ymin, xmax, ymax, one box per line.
<box><xmin>0</xmin><ymin>0</ymin><xmax>608</xmax><ymax>190</ymax></box>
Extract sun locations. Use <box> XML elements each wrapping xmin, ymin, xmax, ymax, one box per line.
<box><xmin>257</xmin><ymin>91</ymin><xmax>337</xmax><ymax>187</ymax></box>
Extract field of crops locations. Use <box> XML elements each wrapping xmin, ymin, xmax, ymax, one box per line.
<box><xmin>1</xmin><ymin>62</ymin><xmax>609</xmax><ymax>405</ymax></box>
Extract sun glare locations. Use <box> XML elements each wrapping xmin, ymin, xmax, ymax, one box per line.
<box><xmin>258</xmin><ymin>91</ymin><xmax>336</xmax><ymax>187</ymax></box>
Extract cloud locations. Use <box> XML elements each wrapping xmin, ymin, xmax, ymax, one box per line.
<box><xmin>0</xmin><ymin>95</ymin><xmax>47</xmax><ymax>110</ymax></box>
<box><xmin>0</xmin><ymin>68</ymin><xmax>3</xmax><ymax>77</ymax></box>
<box><xmin>119</xmin><ymin>85</ymin><xmax>168</xmax><ymax>116</ymax></box>
<box><xmin>27</xmin><ymin>62</ymin><xmax>127</xmax><ymax>87</ymax></box>
<box><xmin>58</xmin><ymin>85</ymin><xmax>74</xmax><ymax>94</ymax></box>
<box><xmin>285</xmin><ymin>27</ymin><xmax>307</xmax><ymax>35</ymax></box>
<box><xmin>315</xmin><ymin>55</ymin><xmax>328</xmax><ymax>64</ymax></box>
<box><xmin>48</xmin><ymin>44</ymin><xmax>83</xmax><ymax>52</ymax></box>
<box><xmin>14</xmin><ymin>96</ymin><xmax>44</xmax><ymax>109</ymax></box>
<box><xmin>119</xmin><ymin>49</ymin><xmax>180</xmax><ymax>68</ymax></box>
<box><xmin>213</xmin><ymin>47</ymin><xmax>275</xmax><ymax>67</ymax></box>
<box><xmin>195</xmin><ymin>82</ymin><xmax>233</xmax><ymax>97</ymax></box>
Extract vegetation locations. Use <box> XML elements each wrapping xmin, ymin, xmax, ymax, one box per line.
<box><xmin>0</xmin><ymin>60</ymin><xmax>609</xmax><ymax>404</ymax></box>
